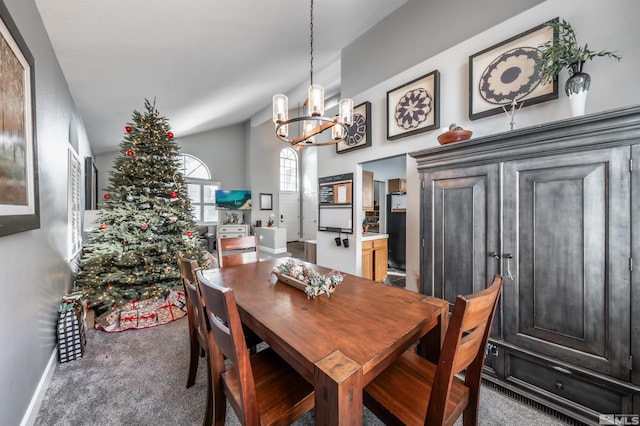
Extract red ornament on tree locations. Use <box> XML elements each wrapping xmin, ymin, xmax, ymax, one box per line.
<box><xmin>125</xmin><ymin>125</ymin><xmax>132</xmax><ymax>133</ymax></box>
<box><xmin>126</xmin><ymin>150</ymin><xmax>134</xmax><ymax>156</ymax></box>
<box><xmin>140</xmin><ymin>223</ymin><xmax>148</xmax><ymax>231</ymax></box>
<box><xmin>170</xmin><ymin>192</ymin><xmax>178</xmax><ymax>199</ymax></box>
<box><xmin>186</xmin><ymin>200</ymin><xmax>191</xmax><ymax>205</ymax></box>
<box><xmin>186</xmin><ymin>231</ymin><xmax>193</xmax><ymax>238</ymax></box>
<box><xmin>167</xmin><ymin>132</ymin><xmax>174</xmax><ymax>139</ymax></box>
<box><xmin>99</xmin><ymin>223</ymin><xmax>107</xmax><ymax>230</ymax></box>
<box><xmin>103</xmin><ymin>193</ymin><xmax>110</xmax><ymax>200</ymax></box>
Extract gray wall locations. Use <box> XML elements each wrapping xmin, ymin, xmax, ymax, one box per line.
<box><xmin>11</xmin><ymin>0</ymin><xmax>639</xmax><ymax>422</ymax></box>
<box><xmin>342</xmin><ymin>0</ymin><xmax>545</xmax><ymax>97</ymax></box>
<box><xmin>0</xmin><ymin>0</ymin><xmax>92</xmax><ymax>424</ymax></box>
<box><xmin>95</xmin><ymin>122</ymin><xmax>247</xmax><ymax>202</ymax></box>
<box><xmin>248</xmin><ymin>116</ymin><xmax>287</xmax><ymax>227</ymax></box>
<box><xmin>316</xmin><ymin>0</ymin><xmax>640</xmax><ymax>290</ymax></box>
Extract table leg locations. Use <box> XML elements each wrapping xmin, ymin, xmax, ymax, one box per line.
<box><xmin>418</xmin><ymin>297</ymin><xmax>449</xmax><ymax>363</ymax></box>
<box><xmin>314</xmin><ymin>350</ymin><xmax>362</xmax><ymax>425</ymax></box>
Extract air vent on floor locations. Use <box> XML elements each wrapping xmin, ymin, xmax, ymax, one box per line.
<box><xmin>481</xmin><ymin>378</ymin><xmax>590</xmax><ymax>426</ymax></box>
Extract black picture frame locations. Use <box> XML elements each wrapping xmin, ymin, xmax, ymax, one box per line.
<box><xmin>0</xmin><ymin>2</ymin><xmax>39</xmax><ymax>237</ymax></box>
<box><xmin>259</xmin><ymin>193</ymin><xmax>272</xmax><ymax>210</ymax></box>
<box><xmin>469</xmin><ymin>20</ymin><xmax>558</xmax><ymax>121</ymax></box>
<box><xmin>336</xmin><ymin>101</ymin><xmax>372</xmax><ymax>154</ymax></box>
<box><xmin>387</xmin><ymin>70</ymin><xmax>440</xmax><ymax>141</ymax></box>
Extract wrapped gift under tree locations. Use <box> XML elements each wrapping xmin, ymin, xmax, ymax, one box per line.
<box><xmin>57</xmin><ymin>292</ymin><xmax>87</xmax><ymax>363</ymax></box>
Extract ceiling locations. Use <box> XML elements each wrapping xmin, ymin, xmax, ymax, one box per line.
<box><xmin>35</xmin><ymin>0</ymin><xmax>408</xmax><ymax>154</ymax></box>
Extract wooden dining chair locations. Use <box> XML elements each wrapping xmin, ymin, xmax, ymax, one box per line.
<box><xmin>364</xmin><ymin>275</ymin><xmax>504</xmax><ymax>426</ymax></box>
<box><xmin>217</xmin><ymin>235</ymin><xmax>259</xmax><ymax>268</ymax></box>
<box><xmin>216</xmin><ymin>235</ymin><xmax>263</xmax><ymax>352</ymax></box>
<box><xmin>197</xmin><ymin>268</ymin><xmax>314</xmax><ymax>426</ymax></box>
<box><xmin>176</xmin><ymin>252</ymin><xmax>213</xmax><ymax>425</ymax></box>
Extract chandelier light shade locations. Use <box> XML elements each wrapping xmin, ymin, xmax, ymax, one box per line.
<box><xmin>272</xmin><ymin>94</ymin><xmax>288</xmax><ymax>123</ymax></box>
<box><xmin>272</xmin><ymin>0</ymin><xmax>353</xmax><ymax>149</ymax></box>
<box><xmin>308</xmin><ymin>85</ymin><xmax>324</xmax><ymax>116</ymax></box>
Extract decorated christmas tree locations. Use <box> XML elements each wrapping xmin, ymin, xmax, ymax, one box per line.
<box><xmin>76</xmin><ymin>99</ymin><xmax>206</xmax><ymax>317</ymax></box>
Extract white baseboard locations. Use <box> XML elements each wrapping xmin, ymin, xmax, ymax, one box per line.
<box><xmin>20</xmin><ymin>347</ymin><xmax>57</xmax><ymax>426</ymax></box>
<box><xmin>259</xmin><ymin>245</ymin><xmax>287</xmax><ymax>254</ymax></box>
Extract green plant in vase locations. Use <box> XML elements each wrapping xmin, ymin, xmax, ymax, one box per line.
<box><xmin>538</xmin><ymin>18</ymin><xmax>621</xmax><ymax>116</ymax></box>
<box><xmin>362</xmin><ymin>217</ymin><xmax>369</xmax><ymax>233</ymax></box>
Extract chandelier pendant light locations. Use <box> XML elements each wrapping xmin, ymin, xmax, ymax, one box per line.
<box><xmin>272</xmin><ymin>0</ymin><xmax>354</xmax><ymax>149</ymax></box>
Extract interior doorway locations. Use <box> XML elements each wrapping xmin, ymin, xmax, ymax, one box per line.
<box><xmin>279</xmin><ymin>191</ymin><xmax>300</xmax><ymax>242</ymax></box>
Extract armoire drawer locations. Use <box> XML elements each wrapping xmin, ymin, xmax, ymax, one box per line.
<box><xmin>505</xmin><ymin>352</ymin><xmax>630</xmax><ymax>415</ymax></box>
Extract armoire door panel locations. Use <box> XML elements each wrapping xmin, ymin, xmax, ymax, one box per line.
<box><xmin>422</xmin><ymin>164</ymin><xmax>501</xmax><ymax>335</ymax></box>
<box><xmin>503</xmin><ymin>148</ymin><xmax>630</xmax><ymax>379</ymax></box>
<box><xmin>438</xmin><ymin>181</ymin><xmax>480</xmax><ymax>303</ymax></box>
<box><xmin>632</xmin><ymin>144</ymin><xmax>640</xmax><ymax>386</ymax></box>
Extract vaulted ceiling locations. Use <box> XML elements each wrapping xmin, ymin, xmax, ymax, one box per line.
<box><xmin>35</xmin><ymin>0</ymin><xmax>408</xmax><ymax>154</ymax></box>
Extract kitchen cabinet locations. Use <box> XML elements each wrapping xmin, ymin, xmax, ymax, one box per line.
<box><xmin>362</xmin><ymin>236</ymin><xmax>388</xmax><ymax>282</ymax></box>
<box><xmin>363</xmin><ymin>170</ymin><xmax>374</xmax><ymax>211</ymax></box>
<box><xmin>388</xmin><ymin>178</ymin><xmax>406</xmax><ymax>193</ymax></box>
<box><xmin>411</xmin><ymin>106</ymin><xmax>640</xmax><ymax>424</ymax></box>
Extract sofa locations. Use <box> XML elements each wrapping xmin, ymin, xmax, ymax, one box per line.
<box><xmin>197</xmin><ymin>226</ymin><xmax>215</xmax><ymax>253</ymax></box>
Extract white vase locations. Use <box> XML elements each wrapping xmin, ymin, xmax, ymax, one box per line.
<box><xmin>565</xmin><ymin>61</ymin><xmax>591</xmax><ymax>117</ymax></box>
<box><xmin>568</xmin><ymin>90</ymin><xmax>589</xmax><ymax>117</ymax></box>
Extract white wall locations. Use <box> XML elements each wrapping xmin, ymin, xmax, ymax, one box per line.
<box><xmin>317</xmin><ymin>0</ymin><xmax>640</xmax><ymax>292</ymax></box>
<box><xmin>1</xmin><ymin>1</ymin><xmax>92</xmax><ymax>424</ymax></box>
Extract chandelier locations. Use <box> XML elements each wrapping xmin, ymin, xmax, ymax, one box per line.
<box><xmin>272</xmin><ymin>0</ymin><xmax>354</xmax><ymax>149</ymax></box>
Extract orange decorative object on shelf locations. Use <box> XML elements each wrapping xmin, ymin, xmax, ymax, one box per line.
<box><xmin>437</xmin><ymin>129</ymin><xmax>473</xmax><ymax>145</ymax></box>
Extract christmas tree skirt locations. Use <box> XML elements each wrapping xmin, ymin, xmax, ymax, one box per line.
<box><xmin>94</xmin><ymin>289</ymin><xmax>187</xmax><ymax>332</ymax></box>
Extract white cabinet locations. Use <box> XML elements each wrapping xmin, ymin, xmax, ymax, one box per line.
<box><xmin>216</xmin><ymin>224</ymin><xmax>249</xmax><ymax>238</ymax></box>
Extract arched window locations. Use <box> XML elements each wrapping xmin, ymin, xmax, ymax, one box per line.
<box><xmin>280</xmin><ymin>148</ymin><xmax>298</xmax><ymax>192</ymax></box>
<box><xmin>177</xmin><ymin>153</ymin><xmax>211</xmax><ymax>179</ymax></box>
<box><xmin>177</xmin><ymin>154</ymin><xmax>219</xmax><ymax>223</ymax></box>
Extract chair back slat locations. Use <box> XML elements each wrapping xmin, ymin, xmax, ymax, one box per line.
<box><xmin>178</xmin><ymin>256</ymin><xmax>203</xmax><ymax>310</ymax></box>
<box><xmin>217</xmin><ymin>236</ymin><xmax>259</xmax><ymax>268</ymax></box>
<box><xmin>426</xmin><ymin>275</ymin><xmax>503</xmax><ymax>425</ymax></box>
<box><xmin>197</xmin><ymin>268</ymin><xmax>260</xmax><ymax>425</ymax></box>
<box><xmin>177</xmin><ymin>253</ymin><xmax>206</xmax><ymax>339</ymax></box>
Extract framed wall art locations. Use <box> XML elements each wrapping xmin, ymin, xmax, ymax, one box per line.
<box><xmin>0</xmin><ymin>2</ymin><xmax>39</xmax><ymax>237</ymax></box>
<box><xmin>259</xmin><ymin>193</ymin><xmax>272</xmax><ymax>210</ymax></box>
<box><xmin>469</xmin><ymin>20</ymin><xmax>558</xmax><ymax>121</ymax></box>
<box><xmin>387</xmin><ymin>70</ymin><xmax>440</xmax><ymax>141</ymax></box>
<box><xmin>336</xmin><ymin>101</ymin><xmax>371</xmax><ymax>154</ymax></box>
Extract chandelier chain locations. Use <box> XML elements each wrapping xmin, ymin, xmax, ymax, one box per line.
<box><xmin>309</xmin><ymin>0</ymin><xmax>314</xmax><ymax>86</ymax></box>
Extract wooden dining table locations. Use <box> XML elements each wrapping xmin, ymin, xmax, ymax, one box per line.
<box><xmin>202</xmin><ymin>258</ymin><xmax>448</xmax><ymax>425</ymax></box>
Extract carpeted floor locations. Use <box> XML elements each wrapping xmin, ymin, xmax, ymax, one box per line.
<box><xmin>33</xmin><ymin>316</ymin><xmax>569</xmax><ymax>426</ymax></box>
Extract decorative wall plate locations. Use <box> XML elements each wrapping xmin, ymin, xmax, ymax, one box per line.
<box><xmin>469</xmin><ymin>20</ymin><xmax>558</xmax><ymax>120</ymax></box>
<box><xmin>387</xmin><ymin>70</ymin><xmax>440</xmax><ymax>140</ymax></box>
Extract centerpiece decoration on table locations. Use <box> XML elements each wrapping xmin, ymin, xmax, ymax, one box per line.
<box><xmin>272</xmin><ymin>259</ymin><xmax>344</xmax><ymax>298</ymax></box>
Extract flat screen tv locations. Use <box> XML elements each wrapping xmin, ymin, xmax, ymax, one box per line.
<box><xmin>215</xmin><ymin>189</ymin><xmax>252</xmax><ymax>210</ymax></box>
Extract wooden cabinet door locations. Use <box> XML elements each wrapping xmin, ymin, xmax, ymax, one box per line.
<box><xmin>362</xmin><ymin>241</ymin><xmax>373</xmax><ymax>280</ymax></box>
<box><xmin>363</xmin><ymin>171</ymin><xmax>374</xmax><ymax>211</ymax></box>
<box><xmin>373</xmin><ymin>239</ymin><xmax>388</xmax><ymax>282</ymax></box>
<box><xmin>421</xmin><ymin>163</ymin><xmax>501</xmax><ymax>309</ymax></box>
<box><xmin>503</xmin><ymin>148</ymin><xmax>631</xmax><ymax>380</ymax></box>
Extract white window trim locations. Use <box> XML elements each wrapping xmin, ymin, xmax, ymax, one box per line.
<box><xmin>68</xmin><ymin>148</ymin><xmax>82</xmax><ymax>260</ymax></box>
<box><xmin>187</xmin><ymin>178</ymin><xmax>220</xmax><ymax>225</ymax></box>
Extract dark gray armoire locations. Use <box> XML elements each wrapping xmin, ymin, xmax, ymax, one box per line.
<box><xmin>411</xmin><ymin>106</ymin><xmax>640</xmax><ymax>425</ymax></box>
